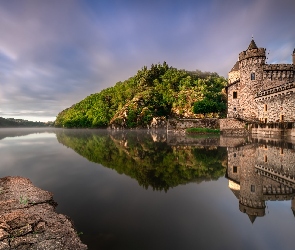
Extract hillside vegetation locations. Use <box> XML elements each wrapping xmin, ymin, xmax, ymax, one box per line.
<box><xmin>55</xmin><ymin>62</ymin><xmax>227</xmax><ymax>128</ymax></box>
<box><xmin>0</xmin><ymin>117</ymin><xmax>49</xmax><ymax>127</ymax></box>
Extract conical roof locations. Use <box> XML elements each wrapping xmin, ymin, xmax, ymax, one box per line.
<box><xmin>230</xmin><ymin>61</ymin><xmax>239</xmax><ymax>72</ymax></box>
<box><xmin>247</xmin><ymin>39</ymin><xmax>258</xmax><ymax>50</ymax></box>
<box><xmin>247</xmin><ymin>214</ymin><xmax>257</xmax><ymax>224</ymax></box>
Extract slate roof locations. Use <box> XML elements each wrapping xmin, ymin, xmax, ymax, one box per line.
<box><xmin>230</xmin><ymin>61</ymin><xmax>239</xmax><ymax>72</ymax></box>
<box><xmin>247</xmin><ymin>39</ymin><xmax>258</xmax><ymax>50</ymax></box>
<box><xmin>247</xmin><ymin>214</ymin><xmax>257</xmax><ymax>224</ymax></box>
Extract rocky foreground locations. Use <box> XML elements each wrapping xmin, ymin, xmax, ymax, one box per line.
<box><xmin>0</xmin><ymin>176</ymin><xmax>87</xmax><ymax>250</ymax></box>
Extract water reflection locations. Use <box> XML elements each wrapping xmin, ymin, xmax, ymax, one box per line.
<box><xmin>56</xmin><ymin>130</ymin><xmax>227</xmax><ymax>191</ymax></box>
<box><xmin>226</xmin><ymin>138</ymin><xmax>295</xmax><ymax>223</ymax></box>
<box><xmin>2</xmin><ymin>129</ymin><xmax>295</xmax><ymax>249</ymax></box>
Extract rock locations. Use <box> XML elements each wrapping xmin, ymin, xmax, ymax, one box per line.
<box><xmin>0</xmin><ymin>176</ymin><xmax>87</xmax><ymax>249</ymax></box>
<box><xmin>0</xmin><ymin>229</ymin><xmax>9</xmax><ymax>241</ymax></box>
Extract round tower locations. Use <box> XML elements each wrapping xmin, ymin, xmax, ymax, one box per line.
<box><xmin>238</xmin><ymin>39</ymin><xmax>266</xmax><ymax>121</ymax></box>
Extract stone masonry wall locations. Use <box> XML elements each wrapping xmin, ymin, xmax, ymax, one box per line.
<box><xmin>167</xmin><ymin>118</ymin><xmax>219</xmax><ymax>133</ymax></box>
<box><xmin>256</xmin><ymin>92</ymin><xmax>295</xmax><ymax>122</ymax></box>
<box><xmin>238</xmin><ymin>56</ymin><xmax>265</xmax><ymax>120</ymax></box>
<box><xmin>228</xmin><ymin>70</ymin><xmax>240</xmax><ymax>84</ymax></box>
<box><xmin>219</xmin><ymin>118</ymin><xmax>248</xmax><ymax>135</ymax></box>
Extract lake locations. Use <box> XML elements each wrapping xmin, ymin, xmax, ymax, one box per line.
<box><xmin>0</xmin><ymin>128</ymin><xmax>295</xmax><ymax>250</ymax></box>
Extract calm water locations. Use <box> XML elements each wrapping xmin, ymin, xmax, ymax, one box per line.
<box><xmin>0</xmin><ymin>128</ymin><xmax>295</xmax><ymax>250</ymax></box>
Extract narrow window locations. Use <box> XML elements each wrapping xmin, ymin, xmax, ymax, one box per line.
<box><xmin>251</xmin><ymin>185</ymin><xmax>255</xmax><ymax>192</ymax></box>
<box><xmin>280</xmin><ymin>148</ymin><xmax>284</xmax><ymax>155</ymax></box>
<box><xmin>264</xmin><ymin>155</ymin><xmax>267</xmax><ymax>162</ymax></box>
<box><xmin>251</xmin><ymin>73</ymin><xmax>255</xmax><ymax>80</ymax></box>
<box><xmin>233</xmin><ymin>153</ymin><xmax>236</xmax><ymax>157</ymax></box>
<box><xmin>233</xmin><ymin>166</ymin><xmax>238</xmax><ymax>173</ymax></box>
<box><xmin>265</xmin><ymin>118</ymin><xmax>267</xmax><ymax>123</ymax></box>
<box><xmin>280</xmin><ymin>115</ymin><xmax>284</xmax><ymax>122</ymax></box>
<box><xmin>264</xmin><ymin>104</ymin><xmax>267</xmax><ymax>112</ymax></box>
<box><xmin>233</xmin><ymin>107</ymin><xmax>236</xmax><ymax>111</ymax></box>
<box><xmin>233</xmin><ymin>91</ymin><xmax>237</xmax><ymax>99</ymax></box>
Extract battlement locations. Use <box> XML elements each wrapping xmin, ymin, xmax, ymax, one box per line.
<box><xmin>239</xmin><ymin>48</ymin><xmax>266</xmax><ymax>61</ymax></box>
<box><xmin>255</xmin><ymin>82</ymin><xmax>295</xmax><ymax>99</ymax></box>
<box><xmin>264</xmin><ymin>64</ymin><xmax>294</xmax><ymax>71</ymax></box>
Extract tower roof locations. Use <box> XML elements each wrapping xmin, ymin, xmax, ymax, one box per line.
<box><xmin>247</xmin><ymin>214</ymin><xmax>257</xmax><ymax>224</ymax></box>
<box><xmin>230</xmin><ymin>61</ymin><xmax>239</xmax><ymax>72</ymax></box>
<box><xmin>247</xmin><ymin>39</ymin><xmax>258</xmax><ymax>50</ymax></box>
<box><xmin>293</xmin><ymin>48</ymin><xmax>295</xmax><ymax>54</ymax></box>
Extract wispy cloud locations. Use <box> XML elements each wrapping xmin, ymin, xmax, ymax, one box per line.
<box><xmin>0</xmin><ymin>0</ymin><xmax>294</xmax><ymax>121</ymax></box>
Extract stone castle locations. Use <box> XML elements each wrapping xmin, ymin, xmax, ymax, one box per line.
<box><xmin>227</xmin><ymin>39</ymin><xmax>295</xmax><ymax>123</ymax></box>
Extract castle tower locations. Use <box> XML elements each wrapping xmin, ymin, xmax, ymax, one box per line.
<box><xmin>237</xmin><ymin>39</ymin><xmax>266</xmax><ymax>121</ymax></box>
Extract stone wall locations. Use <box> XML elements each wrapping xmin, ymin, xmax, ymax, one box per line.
<box><xmin>228</xmin><ymin>70</ymin><xmax>240</xmax><ymax>84</ymax></box>
<box><xmin>256</xmin><ymin>92</ymin><xmax>295</xmax><ymax>122</ymax></box>
<box><xmin>262</xmin><ymin>64</ymin><xmax>294</xmax><ymax>88</ymax></box>
<box><xmin>219</xmin><ymin>118</ymin><xmax>248</xmax><ymax>135</ymax></box>
<box><xmin>167</xmin><ymin>118</ymin><xmax>219</xmax><ymax>133</ymax></box>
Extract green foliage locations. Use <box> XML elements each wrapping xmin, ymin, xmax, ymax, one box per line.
<box><xmin>193</xmin><ymin>98</ymin><xmax>226</xmax><ymax>116</ymax></box>
<box><xmin>55</xmin><ymin>62</ymin><xmax>227</xmax><ymax>128</ymax></box>
<box><xmin>56</xmin><ymin>130</ymin><xmax>227</xmax><ymax>191</ymax></box>
<box><xmin>19</xmin><ymin>195</ymin><xmax>29</xmax><ymax>205</ymax></box>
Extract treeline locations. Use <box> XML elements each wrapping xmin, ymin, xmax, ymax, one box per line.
<box><xmin>0</xmin><ymin>117</ymin><xmax>50</xmax><ymax>127</ymax></box>
<box><xmin>55</xmin><ymin>62</ymin><xmax>227</xmax><ymax>128</ymax></box>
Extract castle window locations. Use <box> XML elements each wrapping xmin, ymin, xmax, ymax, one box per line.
<box><xmin>233</xmin><ymin>91</ymin><xmax>237</xmax><ymax>99</ymax></box>
<box><xmin>280</xmin><ymin>115</ymin><xmax>284</xmax><ymax>122</ymax></box>
<box><xmin>233</xmin><ymin>166</ymin><xmax>238</xmax><ymax>173</ymax></box>
<box><xmin>233</xmin><ymin>107</ymin><xmax>236</xmax><ymax>111</ymax></box>
<box><xmin>264</xmin><ymin>118</ymin><xmax>267</xmax><ymax>123</ymax></box>
<box><xmin>251</xmin><ymin>185</ymin><xmax>255</xmax><ymax>192</ymax></box>
<box><xmin>251</xmin><ymin>73</ymin><xmax>255</xmax><ymax>80</ymax></box>
<box><xmin>264</xmin><ymin>155</ymin><xmax>267</xmax><ymax>162</ymax></box>
<box><xmin>234</xmin><ymin>153</ymin><xmax>236</xmax><ymax>157</ymax></box>
<box><xmin>264</xmin><ymin>104</ymin><xmax>267</xmax><ymax>112</ymax></box>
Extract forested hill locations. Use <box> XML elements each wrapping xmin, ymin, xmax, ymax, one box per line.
<box><xmin>55</xmin><ymin>62</ymin><xmax>227</xmax><ymax>128</ymax></box>
<box><xmin>0</xmin><ymin>117</ymin><xmax>49</xmax><ymax>127</ymax></box>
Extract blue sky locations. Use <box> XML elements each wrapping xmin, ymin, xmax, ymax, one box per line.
<box><xmin>0</xmin><ymin>0</ymin><xmax>294</xmax><ymax>122</ymax></box>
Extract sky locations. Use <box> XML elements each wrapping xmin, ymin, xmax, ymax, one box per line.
<box><xmin>0</xmin><ymin>0</ymin><xmax>295</xmax><ymax>122</ymax></box>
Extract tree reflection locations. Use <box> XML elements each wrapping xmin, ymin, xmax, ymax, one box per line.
<box><xmin>56</xmin><ymin>130</ymin><xmax>226</xmax><ymax>191</ymax></box>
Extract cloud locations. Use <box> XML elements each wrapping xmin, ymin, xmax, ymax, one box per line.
<box><xmin>0</xmin><ymin>0</ymin><xmax>294</xmax><ymax>121</ymax></box>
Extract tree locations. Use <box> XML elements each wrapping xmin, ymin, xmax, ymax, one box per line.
<box><xmin>193</xmin><ymin>98</ymin><xmax>225</xmax><ymax>116</ymax></box>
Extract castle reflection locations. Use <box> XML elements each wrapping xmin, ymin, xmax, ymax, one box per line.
<box><xmin>226</xmin><ymin>138</ymin><xmax>295</xmax><ymax>223</ymax></box>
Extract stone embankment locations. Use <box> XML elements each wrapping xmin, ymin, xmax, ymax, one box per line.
<box><xmin>0</xmin><ymin>176</ymin><xmax>87</xmax><ymax>250</ymax></box>
<box><xmin>219</xmin><ymin>118</ymin><xmax>249</xmax><ymax>135</ymax></box>
<box><xmin>167</xmin><ymin>118</ymin><xmax>219</xmax><ymax>134</ymax></box>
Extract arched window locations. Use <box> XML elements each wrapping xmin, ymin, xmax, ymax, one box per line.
<box><xmin>251</xmin><ymin>73</ymin><xmax>255</xmax><ymax>80</ymax></box>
